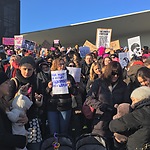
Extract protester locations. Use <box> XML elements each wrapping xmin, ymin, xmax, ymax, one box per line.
<box><xmin>46</xmin><ymin>58</ymin><xmax>77</xmax><ymax>135</ymax></box>
<box><xmin>85</xmin><ymin>61</ymin><xmax>129</xmax><ymax>150</ymax></box>
<box><xmin>6</xmin><ymin>56</ymin><xmax>43</xmax><ymax>150</ymax></box>
<box><xmin>86</xmin><ymin>61</ymin><xmax>102</xmax><ymax>94</ymax></box>
<box><xmin>0</xmin><ymin>71</ymin><xmax>27</xmax><ymax>150</ymax></box>
<box><xmin>136</xmin><ymin>67</ymin><xmax>150</xmax><ymax>87</ymax></box>
<box><xmin>109</xmin><ymin>86</ymin><xmax>150</xmax><ymax>150</ymax></box>
<box><xmin>81</xmin><ymin>53</ymin><xmax>93</xmax><ymax>86</ymax></box>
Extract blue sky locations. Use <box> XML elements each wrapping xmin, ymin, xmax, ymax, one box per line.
<box><xmin>20</xmin><ymin>0</ymin><xmax>150</xmax><ymax>34</ymax></box>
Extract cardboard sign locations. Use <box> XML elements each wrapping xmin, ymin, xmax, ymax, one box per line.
<box><xmin>110</xmin><ymin>40</ymin><xmax>120</xmax><ymax>51</ymax></box>
<box><xmin>119</xmin><ymin>52</ymin><xmax>130</xmax><ymax>68</ymax></box>
<box><xmin>83</xmin><ymin>40</ymin><xmax>97</xmax><ymax>52</ymax></box>
<box><xmin>2</xmin><ymin>38</ymin><xmax>14</xmax><ymax>45</ymax></box>
<box><xmin>96</xmin><ymin>28</ymin><xmax>112</xmax><ymax>48</ymax></box>
<box><xmin>51</xmin><ymin>70</ymin><xmax>68</xmax><ymax>94</ymax></box>
<box><xmin>128</xmin><ymin>36</ymin><xmax>142</xmax><ymax>59</ymax></box>
<box><xmin>66</xmin><ymin>67</ymin><xmax>81</xmax><ymax>82</ymax></box>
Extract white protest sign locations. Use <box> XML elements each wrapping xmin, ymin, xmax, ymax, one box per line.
<box><xmin>119</xmin><ymin>52</ymin><xmax>130</xmax><ymax>68</ymax></box>
<box><xmin>14</xmin><ymin>35</ymin><xmax>23</xmax><ymax>50</ymax></box>
<box><xmin>96</xmin><ymin>28</ymin><xmax>112</xmax><ymax>48</ymax></box>
<box><xmin>79</xmin><ymin>46</ymin><xmax>90</xmax><ymax>58</ymax></box>
<box><xmin>51</xmin><ymin>70</ymin><xmax>68</xmax><ymax>94</ymax></box>
<box><xmin>66</xmin><ymin>67</ymin><xmax>81</xmax><ymax>82</ymax></box>
<box><xmin>128</xmin><ymin>36</ymin><xmax>142</xmax><ymax>59</ymax></box>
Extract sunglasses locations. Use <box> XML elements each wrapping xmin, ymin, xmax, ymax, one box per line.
<box><xmin>111</xmin><ymin>71</ymin><xmax>119</xmax><ymax>76</ymax></box>
<box><xmin>69</xmin><ymin>65</ymin><xmax>75</xmax><ymax>67</ymax></box>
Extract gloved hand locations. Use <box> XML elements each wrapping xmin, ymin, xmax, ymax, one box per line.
<box><xmin>99</xmin><ymin>103</ymin><xmax>117</xmax><ymax>115</ymax></box>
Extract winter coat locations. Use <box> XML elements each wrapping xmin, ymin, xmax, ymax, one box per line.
<box><xmin>46</xmin><ymin>72</ymin><xmax>78</xmax><ymax>111</ymax></box>
<box><xmin>6</xmin><ymin>69</ymin><xmax>39</xmax><ymax>121</ymax></box>
<box><xmin>0</xmin><ymin>107</ymin><xmax>26</xmax><ymax>150</ymax></box>
<box><xmin>86</xmin><ymin>78</ymin><xmax>128</xmax><ymax>138</ymax></box>
<box><xmin>81</xmin><ymin>61</ymin><xmax>92</xmax><ymax>84</ymax></box>
<box><xmin>109</xmin><ymin>99</ymin><xmax>150</xmax><ymax>150</ymax></box>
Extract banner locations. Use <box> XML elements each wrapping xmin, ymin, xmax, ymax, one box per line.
<box><xmin>128</xmin><ymin>36</ymin><xmax>142</xmax><ymax>59</ymax></box>
<box><xmin>110</xmin><ymin>40</ymin><xmax>120</xmax><ymax>51</ymax></box>
<box><xmin>83</xmin><ymin>40</ymin><xmax>97</xmax><ymax>52</ymax></box>
<box><xmin>96</xmin><ymin>28</ymin><xmax>112</xmax><ymax>48</ymax></box>
<box><xmin>14</xmin><ymin>35</ymin><xmax>23</xmax><ymax>50</ymax></box>
<box><xmin>51</xmin><ymin>70</ymin><xmax>68</xmax><ymax>94</ymax></box>
<box><xmin>66</xmin><ymin>67</ymin><xmax>81</xmax><ymax>82</ymax></box>
<box><xmin>119</xmin><ymin>52</ymin><xmax>130</xmax><ymax>68</ymax></box>
<box><xmin>2</xmin><ymin>38</ymin><xmax>14</xmax><ymax>45</ymax></box>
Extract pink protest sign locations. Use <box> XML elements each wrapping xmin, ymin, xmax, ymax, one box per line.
<box><xmin>2</xmin><ymin>37</ymin><xmax>14</xmax><ymax>45</ymax></box>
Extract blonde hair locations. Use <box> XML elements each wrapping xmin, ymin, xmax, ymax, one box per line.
<box><xmin>51</xmin><ymin>58</ymin><xmax>64</xmax><ymax>71</ymax></box>
<box><xmin>90</xmin><ymin>62</ymin><xmax>101</xmax><ymax>81</ymax></box>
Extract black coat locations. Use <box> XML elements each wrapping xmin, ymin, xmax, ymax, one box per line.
<box><xmin>86</xmin><ymin>78</ymin><xmax>129</xmax><ymax>138</ymax></box>
<box><xmin>0</xmin><ymin>107</ymin><xmax>26</xmax><ymax>150</ymax></box>
<box><xmin>46</xmin><ymin>71</ymin><xmax>78</xmax><ymax>111</ymax></box>
<box><xmin>109</xmin><ymin>99</ymin><xmax>150</xmax><ymax>150</ymax></box>
<box><xmin>6</xmin><ymin>69</ymin><xmax>39</xmax><ymax>120</ymax></box>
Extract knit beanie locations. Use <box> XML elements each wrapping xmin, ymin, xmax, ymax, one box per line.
<box><xmin>0</xmin><ymin>71</ymin><xmax>9</xmax><ymax>85</ymax></box>
<box><xmin>19</xmin><ymin>56</ymin><xmax>35</xmax><ymax>68</ymax></box>
<box><xmin>130</xmin><ymin>86</ymin><xmax>150</xmax><ymax>102</ymax></box>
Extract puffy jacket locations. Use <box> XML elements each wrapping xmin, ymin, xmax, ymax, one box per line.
<box><xmin>109</xmin><ymin>99</ymin><xmax>150</xmax><ymax>150</ymax></box>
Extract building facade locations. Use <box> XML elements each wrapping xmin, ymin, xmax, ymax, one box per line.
<box><xmin>0</xmin><ymin>0</ymin><xmax>20</xmax><ymax>44</ymax></box>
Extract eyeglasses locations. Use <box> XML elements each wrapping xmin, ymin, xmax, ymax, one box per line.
<box><xmin>111</xmin><ymin>71</ymin><xmax>119</xmax><ymax>76</ymax></box>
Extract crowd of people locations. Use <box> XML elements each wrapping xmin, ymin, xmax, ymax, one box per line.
<box><xmin>0</xmin><ymin>44</ymin><xmax>150</xmax><ymax>150</ymax></box>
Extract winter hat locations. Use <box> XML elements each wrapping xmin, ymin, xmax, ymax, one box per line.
<box><xmin>19</xmin><ymin>56</ymin><xmax>35</xmax><ymax>68</ymax></box>
<box><xmin>0</xmin><ymin>71</ymin><xmax>9</xmax><ymax>85</ymax></box>
<box><xmin>98</xmin><ymin>46</ymin><xmax>105</xmax><ymax>56</ymax></box>
<box><xmin>130</xmin><ymin>86</ymin><xmax>150</xmax><ymax>103</ymax></box>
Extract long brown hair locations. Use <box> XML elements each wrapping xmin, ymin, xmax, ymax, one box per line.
<box><xmin>102</xmin><ymin>61</ymin><xmax>123</xmax><ymax>83</ymax></box>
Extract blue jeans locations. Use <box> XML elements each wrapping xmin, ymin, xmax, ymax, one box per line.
<box><xmin>47</xmin><ymin>110</ymin><xmax>71</xmax><ymax>135</ymax></box>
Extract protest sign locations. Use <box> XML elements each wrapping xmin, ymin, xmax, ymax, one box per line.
<box><xmin>66</xmin><ymin>67</ymin><xmax>81</xmax><ymax>82</ymax></box>
<box><xmin>51</xmin><ymin>70</ymin><xmax>68</xmax><ymax>94</ymax></box>
<box><xmin>128</xmin><ymin>36</ymin><xmax>142</xmax><ymax>59</ymax></box>
<box><xmin>22</xmin><ymin>39</ymin><xmax>36</xmax><ymax>50</ymax></box>
<box><xmin>119</xmin><ymin>52</ymin><xmax>130</xmax><ymax>68</ymax></box>
<box><xmin>83</xmin><ymin>40</ymin><xmax>97</xmax><ymax>52</ymax></box>
<box><xmin>14</xmin><ymin>35</ymin><xmax>23</xmax><ymax>50</ymax></box>
<box><xmin>41</xmin><ymin>40</ymin><xmax>51</xmax><ymax>49</ymax></box>
<box><xmin>110</xmin><ymin>40</ymin><xmax>120</xmax><ymax>51</ymax></box>
<box><xmin>2</xmin><ymin>37</ymin><xmax>14</xmax><ymax>45</ymax></box>
<box><xmin>96</xmin><ymin>28</ymin><xmax>112</xmax><ymax>48</ymax></box>
<box><xmin>79</xmin><ymin>46</ymin><xmax>90</xmax><ymax>58</ymax></box>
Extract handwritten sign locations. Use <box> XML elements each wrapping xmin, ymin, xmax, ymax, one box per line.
<box><xmin>110</xmin><ymin>40</ymin><xmax>120</xmax><ymax>51</ymax></box>
<box><xmin>2</xmin><ymin>38</ymin><xmax>14</xmax><ymax>45</ymax></box>
<box><xmin>96</xmin><ymin>28</ymin><xmax>112</xmax><ymax>48</ymax></box>
<box><xmin>51</xmin><ymin>70</ymin><xmax>68</xmax><ymax>94</ymax></box>
<box><xmin>67</xmin><ymin>67</ymin><xmax>81</xmax><ymax>82</ymax></box>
